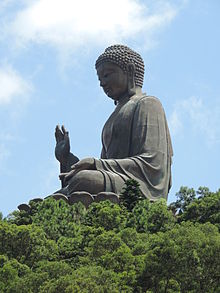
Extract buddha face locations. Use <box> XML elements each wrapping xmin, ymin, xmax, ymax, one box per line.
<box><xmin>96</xmin><ymin>62</ymin><xmax>128</xmax><ymax>100</ymax></box>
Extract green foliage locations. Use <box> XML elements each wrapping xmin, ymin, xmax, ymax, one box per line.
<box><xmin>140</xmin><ymin>222</ymin><xmax>220</xmax><ymax>292</ymax></box>
<box><xmin>180</xmin><ymin>190</ymin><xmax>220</xmax><ymax>229</ymax></box>
<box><xmin>128</xmin><ymin>199</ymin><xmax>175</xmax><ymax>234</ymax></box>
<box><xmin>85</xmin><ymin>200</ymin><xmax>127</xmax><ymax>231</ymax></box>
<box><xmin>119</xmin><ymin>179</ymin><xmax>144</xmax><ymax>211</ymax></box>
<box><xmin>0</xmin><ymin>256</ymin><xmax>31</xmax><ymax>292</ymax></box>
<box><xmin>127</xmin><ymin>199</ymin><xmax>150</xmax><ymax>232</ymax></box>
<box><xmin>32</xmin><ymin>199</ymin><xmax>86</xmax><ymax>240</ymax></box>
<box><xmin>40</xmin><ymin>265</ymin><xmax>131</xmax><ymax>293</ymax></box>
<box><xmin>169</xmin><ymin>186</ymin><xmax>220</xmax><ymax>231</ymax></box>
<box><xmin>145</xmin><ymin>199</ymin><xmax>176</xmax><ymax>233</ymax></box>
<box><xmin>0</xmin><ymin>184</ymin><xmax>219</xmax><ymax>292</ymax></box>
<box><xmin>0</xmin><ymin>221</ymin><xmax>58</xmax><ymax>267</ymax></box>
<box><xmin>169</xmin><ymin>186</ymin><xmax>196</xmax><ymax>214</ymax></box>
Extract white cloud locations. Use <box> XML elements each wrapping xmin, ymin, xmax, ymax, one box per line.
<box><xmin>169</xmin><ymin>108</ymin><xmax>183</xmax><ymax>135</ymax></box>
<box><xmin>6</xmin><ymin>0</ymin><xmax>181</xmax><ymax>52</ymax></box>
<box><xmin>0</xmin><ymin>65</ymin><xmax>31</xmax><ymax>105</ymax></box>
<box><xmin>169</xmin><ymin>96</ymin><xmax>220</xmax><ymax>146</ymax></box>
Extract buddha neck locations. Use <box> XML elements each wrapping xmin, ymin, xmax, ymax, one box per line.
<box><xmin>116</xmin><ymin>87</ymin><xmax>143</xmax><ymax>106</ymax></box>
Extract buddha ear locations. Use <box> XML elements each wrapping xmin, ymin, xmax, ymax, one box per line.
<box><xmin>127</xmin><ymin>63</ymin><xmax>136</xmax><ymax>96</ymax></box>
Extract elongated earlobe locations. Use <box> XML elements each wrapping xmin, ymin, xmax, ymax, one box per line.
<box><xmin>127</xmin><ymin>63</ymin><xmax>136</xmax><ymax>96</ymax></box>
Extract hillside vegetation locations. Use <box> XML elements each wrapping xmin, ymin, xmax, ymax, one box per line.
<box><xmin>0</xmin><ymin>181</ymin><xmax>219</xmax><ymax>292</ymax></box>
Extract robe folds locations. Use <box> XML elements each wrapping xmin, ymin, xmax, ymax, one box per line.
<box><xmin>94</xmin><ymin>94</ymin><xmax>173</xmax><ymax>201</ymax></box>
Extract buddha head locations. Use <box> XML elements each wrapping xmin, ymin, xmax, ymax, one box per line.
<box><xmin>95</xmin><ymin>45</ymin><xmax>145</xmax><ymax>101</ymax></box>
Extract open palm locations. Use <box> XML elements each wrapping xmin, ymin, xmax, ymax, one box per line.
<box><xmin>55</xmin><ymin>125</ymin><xmax>70</xmax><ymax>163</ymax></box>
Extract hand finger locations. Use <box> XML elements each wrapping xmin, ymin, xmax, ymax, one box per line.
<box><xmin>71</xmin><ymin>162</ymin><xmax>83</xmax><ymax>169</ymax></box>
<box><xmin>55</xmin><ymin>124</ymin><xmax>60</xmax><ymax>135</ymax></box>
<box><xmin>70</xmin><ymin>163</ymin><xmax>82</xmax><ymax>170</ymax></box>
<box><xmin>64</xmin><ymin>131</ymin><xmax>70</xmax><ymax>145</ymax></box>
<box><xmin>62</xmin><ymin>125</ymin><xmax>70</xmax><ymax>146</ymax></box>
<box><xmin>59</xmin><ymin>173</ymin><xmax>69</xmax><ymax>179</ymax></box>
<box><xmin>65</xmin><ymin>169</ymin><xmax>79</xmax><ymax>181</ymax></box>
<box><xmin>55</xmin><ymin>125</ymin><xmax>60</xmax><ymax>141</ymax></box>
<box><xmin>55</xmin><ymin>125</ymin><xmax>64</xmax><ymax>142</ymax></box>
<box><xmin>62</xmin><ymin>125</ymin><xmax>68</xmax><ymax>135</ymax></box>
<box><xmin>55</xmin><ymin>125</ymin><xmax>60</xmax><ymax>137</ymax></box>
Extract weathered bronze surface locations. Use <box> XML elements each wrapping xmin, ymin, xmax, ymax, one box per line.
<box><xmin>54</xmin><ymin>45</ymin><xmax>173</xmax><ymax>202</ymax></box>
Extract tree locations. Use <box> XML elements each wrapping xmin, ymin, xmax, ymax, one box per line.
<box><xmin>0</xmin><ymin>221</ymin><xmax>58</xmax><ymax>267</ymax></box>
<box><xmin>180</xmin><ymin>189</ymin><xmax>220</xmax><ymax>229</ymax></box>
<box><xmin>0</xmin><ymin>185</ymin><xmax>219</xmax><ymax>292</ymax></box>
<box><xmin>31</xmin><ymin>198</ymin><xmax>86</xmax><ymax>240</ymax></box>
<box><xmin>139</xmin><ymin>222</ymin><xmax>220</xmax><ymax>292</ymax></box>
<box><xmin>169</xmin><ymin>186</ymin><xmax>196</xmax><ymax>214</ymax></box>
<box><xmin>144</xmin><ymin>199</ymin><xmax>176</xmax><ymax>233</ymax></box>
<box><xmin>0</xmin><ymin>256</ymin><xmax>31</xmax><ymax>292</ymax></box>
<box><xmin>119</xmin><ymin>179</ymin><xmax>144</xmax><ymax>211</ymax></box>
<box><xmin>128</xmin><ymin>199</ymin><xmax>175</xmax><ymax>234</ymax></box>
<box><xmin>85</xmin><ymin>200</ymin><xmax>127</xmax><ymax>231</ymax></box>
<box><xmin>39</xmin><ymin>266</ymin><xmax>132</xmax><ymax>293</ymax></box>
<box><xmin>7</xmin><ymin>198</ymin><xmax>87</xmax><ymax>241</ymax></box>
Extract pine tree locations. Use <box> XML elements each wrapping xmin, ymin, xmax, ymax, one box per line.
<box><xmin>119</xmin><ymin>179</ymin><xmax>144</xmax><ymax>211</ymax></box>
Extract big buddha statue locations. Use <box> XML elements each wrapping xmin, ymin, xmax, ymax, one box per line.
<box><xmin>54</xmin><ymin>44</ymin><xmax>173</xmax><ymax>205</ymax></box>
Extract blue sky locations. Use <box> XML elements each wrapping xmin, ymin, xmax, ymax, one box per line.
<box><xmin>0</xmin><ymin>0</ymin><xmax>219</xmax><ymax>216</ymax></box>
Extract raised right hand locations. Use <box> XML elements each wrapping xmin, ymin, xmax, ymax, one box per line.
<box><xmin>55</xmin><ymin>125</ymin><xmax>70</xmax><ymax>163</ymax></box>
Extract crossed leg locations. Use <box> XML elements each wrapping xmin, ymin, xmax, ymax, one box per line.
<box><xmin>67</xmin><ymin>170</ymin><xmax>105</xmax><ymax>195</ymax></box>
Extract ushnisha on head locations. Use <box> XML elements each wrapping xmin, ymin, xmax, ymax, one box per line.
<box><xmin>95</xmin><ymin>44</ymin><xmax>145</xmax><ymax>88</ymax></box>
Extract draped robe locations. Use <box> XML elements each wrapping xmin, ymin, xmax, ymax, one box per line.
<box><xmin>94</xmin><ymin>93</ymin><xmax>173</xmax><ymax>201</ymax></box>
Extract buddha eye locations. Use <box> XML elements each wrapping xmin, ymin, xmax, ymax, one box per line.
<box><xmin>103</xmin><ymin>71</ymin><xmax>114</xmax><ymax>78</ymax></box>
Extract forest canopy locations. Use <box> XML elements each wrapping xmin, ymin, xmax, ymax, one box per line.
<box><xmin>0</xmin><ymin>182</ymin><xmax>220</xmax><ymax>292</ymax></box>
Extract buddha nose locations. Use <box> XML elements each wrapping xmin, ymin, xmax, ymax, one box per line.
<box><xmin>100</xmin><ymin>79</ymin><xmax>106</xmax><ymax>87</ymax></box>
